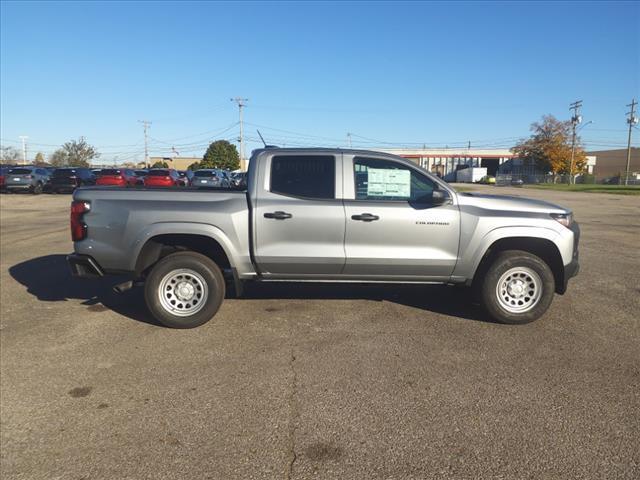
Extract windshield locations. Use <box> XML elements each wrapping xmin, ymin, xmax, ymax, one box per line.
<box><xmin>53</xmin><ymin>169</ymin><xmax>78</xmax><ymax>177</ymax></box>
<box><xmin>100</xmin><ymin>169</ymin><xmax>122</xmax><ymax>176</ymax></box>
<box><xmin>194</xmin><ymin>170</ymin><xmax>216</xmax><ymax>177</ymax></box>
<box><xmin>148</xmin><ymin>170</ymin><xmax>169</xmax><ymax>176</ymax></box>
<box><xmin>8</xmin><ymin>168</ymin><xmax>32</xmax><ymax>174</ymax></box>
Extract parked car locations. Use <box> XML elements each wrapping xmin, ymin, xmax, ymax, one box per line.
<box><xmin>5</xmin><ymin>166</ymin><xmax>50</xmax><ymax>194</ymax></box>
<box><xmin>143</xmin><ymin>169</ymin><xmax>181</xmax><ymax>187</ymax></box>
<box><xmin>50</xmin><ymin>168</ymin><xmax>96</xmax><ymax>193</ymax></box>
<box><xmin>133</xmin><ymin>169</ymin><xmax>148</xmax><ymax>185</ymax></box>
<box><xmin>230</xmin><ymin>172</ymin><xmax>247</xmax><ymax>188</ymax></box>
<box><xmin>191</xmin><ymin>169</ymin><xmax>230</xmax><ymax>188</ymax></box>
<box><xmin>0</xmin><ymin>166</ymin><xmax>9</xmax><ymax>192</ymax></box>
<box><xmin>478</xmin><ymin>175</ymin><xmax>496</xmax><ymax>184</ymax></box>
<box><xmin>68</xmin><ymin>147</ymin><xmax>580</xmax><ymax>329</ymax></box>
<box><xmin>177</xmin><ymin>170</ymin><xmax>194</xmax><ymax>186</ymax></box>
<box><xmin>96</xmin><ymin>168</ymin><xmax>137</xmax><ymax>187</ymax></box>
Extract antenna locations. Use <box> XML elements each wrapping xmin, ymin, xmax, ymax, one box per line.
<box><xmin>257</xmin><ymin>129</ymin><xmax>267</xmax><ymax>147</ymax></box>
<box><xmin>255</xmin><ymin>129</ymin><xmax>279</xmax><ymax>149</ymax></box>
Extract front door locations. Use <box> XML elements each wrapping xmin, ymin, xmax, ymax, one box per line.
<box><xmin>254</xmin><ymin>153</ymin><xmax>346</xmax><ymax>276</ymax></box>
<box><xmin>343</xmin><ymin>156</ymin><xmax>460</xmax><ymax>280</ymax></box>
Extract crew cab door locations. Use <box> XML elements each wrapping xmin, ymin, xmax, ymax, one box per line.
<box><xmin>254</xmin><ymin>153</ymin><xmax>346</xmax><ymax>276</ymax></box>
<box><xmin>342</xmin><ymin>155</ymin><xmax>460</xmax><ymax>280</ymax></box>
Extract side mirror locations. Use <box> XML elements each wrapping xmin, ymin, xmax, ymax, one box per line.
<box><xmin>431</xmin><ymin>189</ymin><xmax>450</xmax><ymax>206</ymax></box>
<box><xmin>410</xmin><ymin>189</ymin><xmax>450</xmax><ymax>209</ymax></box>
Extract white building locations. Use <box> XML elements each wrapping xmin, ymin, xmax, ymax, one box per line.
<box><xmin>374</xmin><ymin>148</ymin><xmax>515</xmax><ymax>181</ymax></box>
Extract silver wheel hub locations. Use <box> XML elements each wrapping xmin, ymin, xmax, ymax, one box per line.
<box><xmin>496</xmin><ymin>267</ymin><xmax>542</xmax><ymax>314</ymax></box>
<box><xmin>158</xmin><ymin>269</ymin><xmax>208</xmax><ymax>317</ymax></box>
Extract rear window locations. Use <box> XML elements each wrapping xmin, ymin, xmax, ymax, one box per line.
<box><xmin>100</xmin><ymin>169</ymin><xmax>122</xmax><ymax>176</ymax></box>
<box><xmin>134</xmin><ymin>170</ymin><xmax>147</xmax><ymax>176</ymax></box>
<box><xmin>8</xmin><ymin>168</ymin><xmax>32</xmax><ymax>174</ymax></box>
<box><xmin>194</xmin><ymin>170</ymin><xmax>216</xmax><ymax>177</ymax></box>
<box><xmin>148</xmin><ymin>170</ymin><xmax>169</xmax><ymax>176</ymax></box>
<box><xmin>53</xmin><ymin>169</ymin><xmax>78</xmax><ymax>177</ymax></box>
<box><xmin>270</xmin><ymin>155</ymin><xmax>335</xmax><ymax>199</ymax></box>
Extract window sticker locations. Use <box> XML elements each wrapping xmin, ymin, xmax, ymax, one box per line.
<box><xmin>366</xmin><ymin>168</ymin><xmax>411</xmax><ymax>198</ymax></box>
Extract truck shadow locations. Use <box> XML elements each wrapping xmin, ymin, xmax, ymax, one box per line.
<box><xmin>242</xmin><ymin>282</ymin><xmax>491</xmax><ymax>323</ymax></box>
<box><xmin>10</xmin><ymin>255</ymin><xmax>491</xmax><ymax>326</ymax></box>
<box><xmin>8</xmin><ymin>254</ymin><xmax>160</xmax><ymax>326</ymax></box>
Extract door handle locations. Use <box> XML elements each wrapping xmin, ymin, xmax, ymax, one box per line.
<box><xmin>351</xmin><ymin>213</ymin><xmax>379</xmax><ymax>222</ymax></box>
<box><xmin>264</xmin><ymin>211</ymin><xmax>293</xmax><ymax>220</ymax></box>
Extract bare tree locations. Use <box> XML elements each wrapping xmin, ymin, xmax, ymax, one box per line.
<box><xmin>1</xmin><ymin>146</ymin><xmax>21</xmax><ymax>164</ymax></box>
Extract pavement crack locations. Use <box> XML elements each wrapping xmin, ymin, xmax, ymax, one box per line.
<box><xmin>285</xmin><ymin>348</ymin><xmax>298</xmax><ymax>480</ymax></box>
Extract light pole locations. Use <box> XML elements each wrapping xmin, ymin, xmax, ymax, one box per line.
<box><xmin>19</xmin><ymin>136</ymin><xmax>28</xmax><ymax>165</ymax></box>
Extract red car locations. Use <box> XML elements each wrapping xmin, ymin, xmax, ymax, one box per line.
<box><xmin>96</xmin><ymin>168</ymin><xmax>137</xmax><ymax>187</ymax></box>
<box><xmin>143</xmin><ymin>169</ymin><xmax>181</xmax><ymax>187</ymax></box>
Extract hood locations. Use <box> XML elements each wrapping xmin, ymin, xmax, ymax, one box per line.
<box><xmin>456</xmin><ymin>192</ymin><xmax>569</xmax><ymax>214</ymax></box>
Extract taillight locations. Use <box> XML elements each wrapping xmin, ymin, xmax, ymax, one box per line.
<box><xmin>165</xmin><ymin>176</ymin><xmax>170</xmax><ymax>180</ymax></box>
<box><xmin>70</xmin><ymin>201</ymin><xmax>90</xmax><ymax>241</ymax></box>
<box><xmin>29</xmin><ymin>175</ymin><xmax>35</xmax><ymax>179</ymax></box>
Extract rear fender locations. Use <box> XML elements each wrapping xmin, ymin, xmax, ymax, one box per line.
<box><xmin>129</xmin><ymin>222</ymin><xmax>240</xmax><ymax>273</ymax></box>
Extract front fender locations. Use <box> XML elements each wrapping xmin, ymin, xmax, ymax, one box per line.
<box><xmin>452</xmin><ymin>225</ymin><xmax>567</xmax><ymax>281</ymax></box>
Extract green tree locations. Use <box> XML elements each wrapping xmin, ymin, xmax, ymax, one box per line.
<box><xmin>512</xmin><ymin>115</ymin><xmax>586</xmax><ymax>182</ymax></box>
<box><xmin>49</xmin><ymin>137</ymin><xmax>100</xmax><ymax>167</ymax></box>
<box><xmin>200</xmin><ymin>140</ymin><xmax>240</xmax><ymax>170</ymax></box>
<box><xmin>151</xmin><ymin>160</ymin><xmax>169</xmax><ymax>168</ymax></box>
<box><xmin>1</xmin><ymin>146</ymin><xmax>21</xmax><ymax>164</ymax></box>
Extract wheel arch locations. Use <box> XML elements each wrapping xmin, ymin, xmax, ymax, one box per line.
<box><xmin>472</xmin><ymin>236</ymin><xmax>566</xmax><ymax>294</ymax></box>
<box><xmin>135</xmin><ymin>233</ymin><xmax>232</xmax><ymax>277</ymax></box>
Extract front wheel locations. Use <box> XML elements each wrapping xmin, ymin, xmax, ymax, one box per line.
<box><xmin>32</xmin><ymin>182</ymin><xmax>43</xmax><ymax>194</ymax></box>
<box><xmin>481</xmin><ymin>250</ymin><xmax>555</xmax><ymax>324</ymax></box>
<box><xmin>144</xmin><ymin>251</ymin><xmax>225</xmax><ymax>328</ymax></box>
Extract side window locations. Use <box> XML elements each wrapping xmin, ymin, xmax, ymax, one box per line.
<box><xmin>271</xmin><ymin>155</ymin><xmax>335</xmax><ymax>199</ymax></box>
<box><xmin>354</xmin><ymin>157</ymin><xmax>435</xmax><ymax>202</ymax></box>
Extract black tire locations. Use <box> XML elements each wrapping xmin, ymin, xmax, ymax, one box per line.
<box><xmin>33</xmin><ymin>182</ymin><xmax>43</xmax><ymax>195</ymax></box>
<box><xmin>481</xmin><ymin>250</ymin><xmax>555</xmax><ymax>325</ymax></box>
<box><xmin>144</xmin><ymin>251</ymin><xmax>225</xmax><ymax>328</ymax></box>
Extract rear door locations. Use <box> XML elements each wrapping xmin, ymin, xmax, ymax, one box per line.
<box><xmin>254</xmin><ymin>153</ymin><xmax>346</xmax><ymax>276</ymax></box>
<box><xmin>342</xmin><ymin>155</ymin><xmax>460</xmax><ymax>280</ymax></box>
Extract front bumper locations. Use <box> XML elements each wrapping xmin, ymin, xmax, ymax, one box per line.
<box><xmin>67</xmin><ymin>254</ymin><xmax>104</xmax><ymax>278</ymax></box>
<box><xmin>558</xmin><ymin>221</ymin><xmax>580</xmax><ymax>294</ymax></box>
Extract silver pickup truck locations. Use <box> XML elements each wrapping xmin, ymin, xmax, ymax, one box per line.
<box><xmin>67</xmin><ymin>148</ymin><xmax>579</xmax><ymax>328</ymax></box>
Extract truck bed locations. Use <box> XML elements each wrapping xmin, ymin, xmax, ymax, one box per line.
<box><xmin>73</xmin><ymin>186</ymin><xmax>252</xmax><ymax>274</ymax></box>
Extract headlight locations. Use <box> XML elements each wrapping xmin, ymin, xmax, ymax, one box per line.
<box><xmin>550</xmin><ymin>212</ymin><xmax>573</xmax><ymax>228</ymax></box>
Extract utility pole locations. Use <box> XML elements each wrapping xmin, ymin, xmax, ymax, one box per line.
<box><xmin>138</xmin><ymin>120</ymin><xmax>151</xmax><ymax>167</ymax></box>
<box><xmin>568</xmin><ymin>100</ymin><xmax>583</xmax><ymax>184</ymax></box>
<box><xmin>231</xmin><ymin>97</ymin><xmax>248</xmax><ymax>171</ymax></box>
<box><xmin>19</xmin><ymin>135</ymin><xmax>28</xmax><ymax>165</ymax></box>
<box><xmin>347</xmin><ymin>132</ymin><xmax>352</xmax><ymax>148</ymax></box>
<box><xmin>624</xmin><ymin>98</ymin><xmax>638</xmax><ymax>186</ymax></box>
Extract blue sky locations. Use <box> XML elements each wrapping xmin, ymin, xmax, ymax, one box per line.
<box><xmin>1</xmin><ymin>0</ymin><xmax>638</xmax><ymax>163</ymax></box>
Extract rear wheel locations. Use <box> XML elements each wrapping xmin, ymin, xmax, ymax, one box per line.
<box><xmin>481</xmin><ymin>250</ymin><xmax>555</xmax><ymax>324</ymax></box>
<box><xmin>144</xmin><ymin>251</ymin><xmax>225</xmax><ymax>328</ymax></box>
<box><xmin>33</xmin><ymin>182</ymin><xmax>43</xmax><ymax>194</ymax></box>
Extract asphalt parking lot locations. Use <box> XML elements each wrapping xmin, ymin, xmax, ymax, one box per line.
<box><xmin>1</xmin><ymin>186</ymin><xmax>638</xmax><ymax>479</ymax></box>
